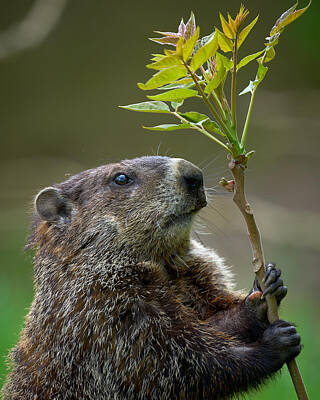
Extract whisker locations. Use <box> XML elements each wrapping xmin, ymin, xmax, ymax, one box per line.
<box><xmin>206</xmin><ymin>203</ymin><xmax>232</xmax><ymax>225</ymax></box>
<box><xmin>193</xmin><ymin>227</ymin><xmax>212</xmax><ymax>237</ymax></box>
<box><xmin>197</xmin><ymin>155</ymin><xmax>215</xmax><ymax>169</ymax></box>
<box><xmin>203</xmin><ymin>168</ymin><xmax>230</xmax><ymax>181</ymax></box>
<box><xmin>206</xmin><ymin>191</ymin><xmax>230</xmax><ymax>197</ymax></box>
<box><xmin>205</xmin><ymin>188</ymin><xmax>231</xmax><ymax>199</ymax></box>
<box><xmin>156</xmin><ymin>141</ymin><xmax>162</xmax><ymax>156</ymax></box>
<box><xmin>193</xmin><ymin>229</ymin><xmax>204</xmax><ymax>245</ymax></box>
<box><xmin>164</xmin><ymin>148</ymin><xmax>173</xmax><ymax>157</ymax></box>
<box><xmin>205</xmin><ymin>183</ymin><xmax>221</xmax><ymax>189</ymax></box>
<box><xmin>197</xmin><ymin>213</ymin><xmax>231</xmax><ymax>240</ymax></box>
<box><xmin>200</xmin><ymin>151</ymin><xmax>224</xmax><ymax>172</ymax></box>
<box><xmin>205</xmin><ymin>187</ymin><xmax>219</xmax><ymax>193</ymax></box>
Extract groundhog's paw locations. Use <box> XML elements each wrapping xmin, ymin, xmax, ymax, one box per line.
<box><xmin>246</xmin><ymin>263</ymin><xmax>287</xmax><ymax>321</ymax></box>
<box><xmin>262</xmin><ymin>320</ymin><xmax>301</xmax><ymax>367</ymax></box>
<box><xmin>261</xmin><ymin>263</ymin><xmax>288</xmax><ymax>304</ymax></box>
<box><xmin>245</xmin><ymin>290</ymin><xmax>267</xmax><ymax>321</ymax></box>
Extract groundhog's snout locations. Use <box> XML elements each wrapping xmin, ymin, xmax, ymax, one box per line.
<box><xmin>178</xmin><ymin>159</ymin><xmax>207</xmax><ymax>210</ymax></box>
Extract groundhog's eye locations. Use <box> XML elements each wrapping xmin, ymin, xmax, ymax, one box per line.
<box><xmin>113</xmin><ymin>174</ymin><xmax>132</xmax><ymax>186</ymax></box>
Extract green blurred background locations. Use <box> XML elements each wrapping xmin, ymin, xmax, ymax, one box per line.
<box><xmin>0</xmin><ymin>0</ymin><xmax>319</xmax><ymax>398</ymax></box>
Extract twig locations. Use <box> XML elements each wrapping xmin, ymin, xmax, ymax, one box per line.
<box><xmin>183</xmin><ymin>61</ymin><xmax>232</xmax><ymax>138</ymax></box>
<box><xmin>210</xmin><ymin>92</ymin><xmax>226</xmax><ymax>122</ymax></box>
<box><xmin>200</xmin><ymin>65</ymin><xmax>227</xmax><ymax>122</ymax></box>
<box><xmin>173</xmin><ymin>111</ymin><xmax>231</xmax><ymax>152</ymax></box>
<box><xmin>229</xmin><ymin>159</ymin><xmax>309</xmax><ymax>400</ymax></box>
<box><xmin>241</xmin><ymin>88</ymin><xmax>256</xmax><ymax>149</ymax></box>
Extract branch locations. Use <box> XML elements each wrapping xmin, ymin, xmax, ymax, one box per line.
<box><xmin>0</xmin><ymin>0</ymin><xmax>68</xmax><ymax>61</ymax></box>
<box><xmin>183</xmin><ymin>61</ymin><xmax>232</xmax><ymax>138</ymax></box>
<box><xmin>200</xmin><ymin>65</ymin><xmax>227</xmax><ymax>122</ymax></box>
<box><xmin>229</xmin><ymin>158</ymin><xmax>309</xmax><ymax>400</ymax></box>
<box><xmin>241</xmin><ymin>88</ymin><xmax>256</xmax><ymax>149</ymax></box>
<box><xmin>173</xmin><ymin>111</ymin><xmax>231</xmax><ymax>152</ymax></box>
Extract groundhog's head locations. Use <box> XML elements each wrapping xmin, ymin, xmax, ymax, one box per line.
<box><xmin>31</xmin><ymin>156</ymin><xmax>207</xmax><ymax>262</ymax></box>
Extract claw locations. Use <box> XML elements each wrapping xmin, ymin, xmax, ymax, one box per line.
<box><xmin>249</xmin><ymin>263</ymin><xmax>287</xmax><ymax>316</ymax></box>
<box><xmin>262</xmin><ymin>263</ymin><xmax>279</xmax><ymax>284</ymax></box>
<box><xmin>273</xmin><ymin>286</ymin><xmax>288</xmax><ymax>302</ymax></box>
<box><xmin>262</xmin><ymin>278</ymin><xmax>283</xmax><ymax>299</ymax></box>
<box><xmin>265</xmin><ymin>270</ymin><xmax>281</xmax><ymax>287</ymax></box>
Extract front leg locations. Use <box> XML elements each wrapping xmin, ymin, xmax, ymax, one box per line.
<box><xmin>210</xmin><ymin>263</ymin><xmax>288</xmax><ymax>342</ymax></box>
<box><xmin>110</xmin><ymin>295</ymin><xmax>301</xmax><ymax>400</ymax></box>
<box><xmin>246</xmin><ymin>263</ymin><xmax>288</xmax><ymax>322</ymax></box>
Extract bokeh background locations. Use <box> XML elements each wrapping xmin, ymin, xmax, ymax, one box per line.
<box><xmin>0</xmin><ymin>0</ymin><xmax>319</xmax><ymax>398</ymax></box>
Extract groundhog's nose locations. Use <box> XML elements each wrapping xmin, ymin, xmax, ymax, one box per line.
<box><xmin>178</xmin><ymin>159</ymin><xmax>207</xmax><ymax>207</ymax></box>
<box><xmin>182</xmin><ymin>172</ymin><xmax>203</xmax><ymax>192</ymax></box>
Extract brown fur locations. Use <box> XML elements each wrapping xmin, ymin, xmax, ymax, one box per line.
<box><xmin>2</xmin><ymin>156</ymin><xmax>300</xmax><ymax>399</ymax></box>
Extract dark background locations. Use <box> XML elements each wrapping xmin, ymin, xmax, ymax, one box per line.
<box><xmin>0</xmin><ymin>1</ymin><xmax>319</xmax><ymax>398</ymax></box>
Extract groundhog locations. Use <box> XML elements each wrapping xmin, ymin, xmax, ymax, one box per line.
<box><xmin>2</xmin><ymin>156</ymin><xmax>301</xmax><ymax>400</ymax></box>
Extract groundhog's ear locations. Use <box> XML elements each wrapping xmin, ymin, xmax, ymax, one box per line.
<box><xmin>35</xmin><ymin>187</ymin><xmax>72</xmax><ymax>222</ymax></box>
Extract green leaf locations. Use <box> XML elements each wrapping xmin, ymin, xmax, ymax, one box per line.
<box><xmin>204</xmin><ymin>55</ymin><xmax>226</xmax><ymax>93</ymax></box>
<box><xmin>146</xmin><ymin>55</ymin><xmax>182</xmax><ymax>70</ymax></box>
<box><xmin>179</xmin><ymin>111</ymin><xmax>208</xmax><ymax>123</ymax></box>
<box><xmin>216</xmin><ymin>52</ymin><xmax>233</xmax><ymax>71</ymax></box>
<box><xmin>119</xmin><ymin>101</ymin><xmax>171</xmax><ymax>113</ymax></box>
<box><xmin>147</xmin><ymin>88</ymin><xmax>198</xmax><ymax>102</ymax></box>
<box><xmin>271</xmin><ymin>2</ymin><xmax>298</xmax><ymax>34</ymax></box>
<box><xmin>239</xmin><ymin>63</ymin><xmax>268</xmax><ymax>95</ymax></box>
<box><xmin>246</xmin><ymin>150</ymin><xmax>255</xmax><ymax>161</ymax></box>
<box><xmin>216</xmin><ymin>29</ymin><xmax>233</xmax><ymax>52</ymax></box>
<box><xmin>138</xmin><ymin>66</ymin><xmax>187</xmax><ymax>90</ymax></box>
<box><xmin>202</xmin><ymin>119</ymin><xmax>225</xmax><ymax>136</ymax></box>
<box><xmin>239</xmin><ymin>81</ymin><xmax>255</xmax><ymax>96</ymax></box>
<box><xmin>157</xmin><ymin>78</ymin><xmax>194</xmax><ymax>90</ymax></box>
<box><xmin>183</xmin><ymin>26</ymin><xmax>200</xmax><ymax>61</ymax></box>
<box><xmin>149</xmin><ymin>36</ymin><xmax>179</xmax><ymax>46</ymax></box>
<box><xmin>171</xmin><ymin>100</ymin><xmax>184</xmax><ymax>110</ymax></box>
<box><xmin>237</xmin><ymin>50</ymin><xmax>264</xmax><ymax>70</ymax></box>
<box><xmin>179</xmin><ymin>112</ymin><xmax>225</xmax><ymax>136</ymax></box>
<box><xmin>164</xmin><ymin>49</ymin><xmax>176</xmax><ymax>56</ymax></box>
<box><xmin>190</xmin><ymin>32</ymin><xmax>219</xmax><ymax>72</ymax></box>
<box><xmin>151</xmin><ymin>54</ymin><xmax>166</xmax><ymax>61</ymax></box>
<box><xmin>237</xmin><ymin>16</ymin><xmax>259</xmax><ymax>48</ymax></box>
<box><xmin>265</xmin><ymin>33</ymin><xmax>280</xmax><ymax>47</ymax></box>
<box><xmin>257</xmin><ymin>62</ymin><xmax>268</xmax><ymax>82</ymax></box>
<box><xmin>257</xmin><ymin>46</ymin><xmax>276</xmax><ymax>64</ymax></box>
<box><xmin>259</xmin><ymin>47</ymin><xmax>276</xmax><ymax>63</ymax></box>
<box><xmin>196</xmin><ymin>32</ymin><xmax>216</xmax><ymax>49</ymax></box>
<box><xmin>219</xmin><ymin>12</ymin><xmax>235</xmax><ymax>39</ymax></box>
<box><xmin>143</xmin><ymin>123</ymin><xmax>191</xmax><ymax>131</ymax></box>
<box><xmin>176</xmin><ymin>36</ymin><xmax>184</xmax><ymax>57</ymax></box>
<box><xmin>270</xmin><ymin>1</ymin><xmax>311</xmax><ymax>36</ymax></box>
